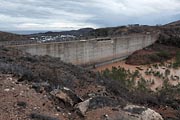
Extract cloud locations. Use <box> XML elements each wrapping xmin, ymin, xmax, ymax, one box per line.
<box><xmin>0</xmin><ymin>0</ymin><xmax>180</xmax><ymax>30</ymax></box>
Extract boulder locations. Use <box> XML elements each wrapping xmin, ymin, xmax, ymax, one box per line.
<box><xmin>123</xmin><ymin>105</ymin><xmax>163</xmax><ymax>120</ymax></box>
<box><xmin>75</xmin><ymin>96</ymin><xmax>119</xmax><ymax>116</ymax></box>
<box><xmin>85</xmin><ymin>105</ymin><xmax>163</xmax><ymax>120</ymax></box>
<box><xmin>50</xmin><ymin>87</ymin><xmax>83</xmax><ymax>106</ymax></box>
<box><xmin>31</xmin><ymin>82</ymin><xmax>50</xmax><ymax>93</ymax></box>
<box><xmin>75</xmin><ymin>98</ymin><xmax>92</xmax><ymax>116</ymax></box>
<box><xmin>88</xmin><ymin>96</ymin><xmax>118</xmax><ymax>110</ymax></box>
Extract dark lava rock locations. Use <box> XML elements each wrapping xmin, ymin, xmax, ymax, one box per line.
<box><xmin>88</xmin><ymin>96</ymin><xmax>118</xmax><ymax>110</ymax></box>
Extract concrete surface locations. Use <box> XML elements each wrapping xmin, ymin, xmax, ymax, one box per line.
<box><xmin>10</xmin><ymin>34</ymin><xmax>158</xmax><ymax>66</ymax></box>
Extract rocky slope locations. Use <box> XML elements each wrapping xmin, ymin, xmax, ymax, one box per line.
<box><xmin>126</xmin><ymin>43</ymin><xmax>179</xmax><ymax>65</ymax></box>
<box><xmin>0</xmin><ymin>47</ymin><xmax>168</xmax><ymax>120</ymax></box>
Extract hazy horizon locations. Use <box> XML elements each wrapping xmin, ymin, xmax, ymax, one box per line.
<box><xmin>2</xmin><ymin>19</ymin><xmax>178</xmax><ymax>35</ymax></box>
<box><xmin>5</xmin><ymin>30</ymin><xmax>64</xmax><ymax>35</ymax></box>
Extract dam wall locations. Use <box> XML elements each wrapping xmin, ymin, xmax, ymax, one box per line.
<box><xmin>10</xmin><ymin>34</ymin><xmax>158</xmax><ymax>66</ymax></box>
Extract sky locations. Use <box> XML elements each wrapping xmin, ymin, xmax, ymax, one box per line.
<box><xmin>0</xmin><ymin>0</ymin><xmax>180</xmax><ymax>31</ymax></box>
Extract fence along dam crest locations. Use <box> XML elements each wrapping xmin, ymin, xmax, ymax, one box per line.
<box><xmin>6</xmin><ymin>33</ymin><xmax>158</xmax><ymax>66</ymax></box>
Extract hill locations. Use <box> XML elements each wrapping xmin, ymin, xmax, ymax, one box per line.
<box><xmin>33</xmin><ymin>25</ymin><xmax>157</xmax><ymax>37</ymax></box>
<box><xmin>157</xmin><ymin>21</ymin><xmax>180</xmax><ymax>47</ymax></box>
<box><xmin>31</xmin><ymin>20</ymin><xmax>180</xmax><ymax>38</ymax></box>
<box><xmin>31</xmin><ymin>28</ymin><xmax>94</xmax><ymax>37</ymax></box>
<box><xmin>165</xmin><ymin>20</ymin><xmax>180</xmax><ymax>27</ymax></box>
<box><xmin>0</xmin><ymin>31</ymin><xmax>29</xmax><ymax>41</ymax></box>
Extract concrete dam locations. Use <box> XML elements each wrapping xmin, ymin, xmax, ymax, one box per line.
<box><xmin>10</xmin><ymin>33</ymin><xmax>158</xmax><ymax>66</ymax></box>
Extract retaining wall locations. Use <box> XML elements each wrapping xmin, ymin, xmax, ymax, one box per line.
<box><xmin>10</xmin><ymin>34</ymin><xmax>158</xmax><ymax>66</ymax></box>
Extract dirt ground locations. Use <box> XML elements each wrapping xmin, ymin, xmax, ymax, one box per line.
<box><xmin>0</xmin><ymin>74</ymin><xmax>67</xmax><ymax>120</ymax></box>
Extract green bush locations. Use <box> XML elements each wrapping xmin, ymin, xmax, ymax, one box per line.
<box><xmin>157</xmin><ymin>50</ymin><xmax>171</xmax><ymax>59</ymax></box>
<box><xmin>137</xmin><ymin>78</ymin><xmax>148</xmax><ymax>92</ymax></box>
<box><xmin>102</xmin><ymin>67</ymin><xmax>144</xmax><ymax>91</ymax></box>
<box><xmin>173</xmin><ymin>51</ymin><xmax>180</xmax><ymax>68</ymax></box>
